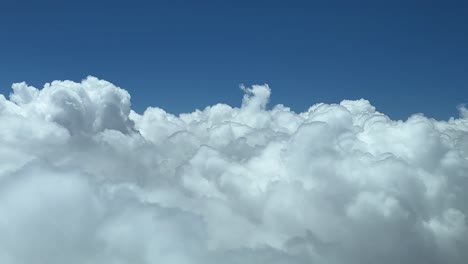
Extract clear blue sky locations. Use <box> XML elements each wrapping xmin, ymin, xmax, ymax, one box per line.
<box><xmin>1</xmin><ymin>0</ymin><xmax>467</xmax><ymax>120</ymax></box>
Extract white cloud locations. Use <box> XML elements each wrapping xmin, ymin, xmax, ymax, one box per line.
<box><xmin>0</xmin><ymin>76</ymin><xmax>467</xmax><ymax>263</ymax></box>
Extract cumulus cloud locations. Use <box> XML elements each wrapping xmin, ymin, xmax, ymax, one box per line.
<box><xmin>0</xmin><ymin>76</ymin><xmax>467</xmax><ymax>263</ymax></box>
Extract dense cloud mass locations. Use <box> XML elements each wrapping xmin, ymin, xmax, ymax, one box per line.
<box><xmin>1</xmin><ymin>76</ymin><xmax>467</xmax><ymax>263</ymax></box>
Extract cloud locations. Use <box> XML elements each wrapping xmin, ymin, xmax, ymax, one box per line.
<box><xmin>0</xmin><ymin>76</ymin><xmax>467</xmax><ymax>263</ymax></box>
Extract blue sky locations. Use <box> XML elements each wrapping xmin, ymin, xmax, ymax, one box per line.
<box><xmin>0</xmin><ymin>0</ymin><xmax>467</xmax><ymax>120</ymax></box>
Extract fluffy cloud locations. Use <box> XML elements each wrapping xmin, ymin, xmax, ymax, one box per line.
<box><xmin>0</xmin><ymin>76</ymin><xmax>467</xmax><ymax>263</ymax></box>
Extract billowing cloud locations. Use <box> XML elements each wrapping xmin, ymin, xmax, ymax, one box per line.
<box><xmin>0</xmin><ymin>76</ymin><xmax>467</xmax><ymax>263</ymax></box>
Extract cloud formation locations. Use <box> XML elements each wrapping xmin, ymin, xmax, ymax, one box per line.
<box><xmin>0</xmin><ymin>77</ymin><xmax>467</xmax><ymax>263</ymax></box>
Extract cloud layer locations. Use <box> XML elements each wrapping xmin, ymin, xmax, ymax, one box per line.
<box><xmin>1</xmin><ymin>77</ymin><xmax>467</xmax><ymax>263</ymax></box>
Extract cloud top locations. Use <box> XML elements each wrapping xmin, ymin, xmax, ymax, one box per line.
<box><xmin>0</xmin><ymin>77</ymin><xmax>467</xmax><ymax>264</ymax></box>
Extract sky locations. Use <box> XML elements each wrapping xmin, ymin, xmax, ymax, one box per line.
<box><xmin>0</xmin><ymin>0</ymin><xmax>467</xmax><ymax>120</ymax></box>
<box><xmin>1</xmin><ymin>2</ymin><xmax>468</xmax><ymax>263</ymax></box>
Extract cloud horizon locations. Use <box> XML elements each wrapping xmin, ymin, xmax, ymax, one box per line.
<box><xmin>1</xmin><ymin>76</ymin><xmax>467</xmax><ymax>264</ymax></box>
